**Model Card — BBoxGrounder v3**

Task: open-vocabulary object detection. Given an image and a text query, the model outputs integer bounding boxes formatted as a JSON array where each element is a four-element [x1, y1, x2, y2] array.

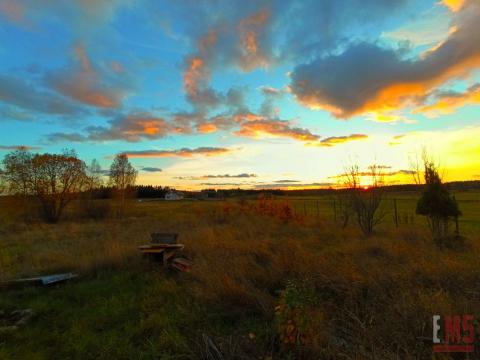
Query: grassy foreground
[[1, 194, 480, 359]]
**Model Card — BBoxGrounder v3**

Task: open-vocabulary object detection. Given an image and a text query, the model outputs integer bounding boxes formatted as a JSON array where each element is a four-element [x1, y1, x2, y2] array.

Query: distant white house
[[165, 191, 184, 200]]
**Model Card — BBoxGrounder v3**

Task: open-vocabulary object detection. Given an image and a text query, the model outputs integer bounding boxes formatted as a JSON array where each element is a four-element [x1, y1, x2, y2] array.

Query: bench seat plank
[[139, 248, 166, 254], [138, 244, 184, 250]]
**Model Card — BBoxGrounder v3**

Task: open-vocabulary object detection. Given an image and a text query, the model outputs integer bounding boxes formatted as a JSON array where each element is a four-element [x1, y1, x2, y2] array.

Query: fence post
[[393, 198, 398, 228]]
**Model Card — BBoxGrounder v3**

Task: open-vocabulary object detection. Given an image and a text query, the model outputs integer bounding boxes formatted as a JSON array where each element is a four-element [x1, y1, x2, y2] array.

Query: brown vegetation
[[2, 149, 87, 223], [0, 197, 478, 358], [342, 164, 386, 235]]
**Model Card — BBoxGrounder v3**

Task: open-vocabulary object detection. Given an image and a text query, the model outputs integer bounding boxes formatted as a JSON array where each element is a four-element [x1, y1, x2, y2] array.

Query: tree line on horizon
[[0, 147, 463, 243], [0, 148, 138, 222]]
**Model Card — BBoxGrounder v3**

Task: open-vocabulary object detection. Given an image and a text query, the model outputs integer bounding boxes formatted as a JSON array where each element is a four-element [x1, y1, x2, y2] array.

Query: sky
[[0, 0, 479, 190]]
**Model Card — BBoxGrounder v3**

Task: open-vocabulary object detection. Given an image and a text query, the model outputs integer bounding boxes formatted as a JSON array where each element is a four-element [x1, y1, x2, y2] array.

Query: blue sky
[[0, 0, 479, 189]]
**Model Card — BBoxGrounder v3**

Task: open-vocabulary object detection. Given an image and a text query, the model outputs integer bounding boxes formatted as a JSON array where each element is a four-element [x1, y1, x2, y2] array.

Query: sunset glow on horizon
[[1, 0, 479, 190]]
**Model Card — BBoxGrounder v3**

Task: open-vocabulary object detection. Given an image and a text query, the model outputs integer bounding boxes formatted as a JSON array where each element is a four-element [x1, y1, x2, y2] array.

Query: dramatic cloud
[[119, 147, 232, 158], [89, 114, 170, 142], [237, 8, 271, 71], [183, 30, 220, 109], [0, 74, 86, 118], [141, 167, 162, 172], [48, 113, 171, 143], [169, 0, 415, 129], [235, 119, 320, 141], [47, 44, 130, 108], [274, 0, 410, 62], [178, 5, 275, 113], [314, 134, 368, 147], [289, 0, 480, 119]]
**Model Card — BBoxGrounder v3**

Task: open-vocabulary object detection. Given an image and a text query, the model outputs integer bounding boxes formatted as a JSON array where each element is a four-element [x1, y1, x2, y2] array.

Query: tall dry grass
[[1, 198, 479, 358]]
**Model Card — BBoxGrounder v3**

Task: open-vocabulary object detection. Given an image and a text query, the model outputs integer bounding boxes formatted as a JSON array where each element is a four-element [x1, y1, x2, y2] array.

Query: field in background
[[274, 191, 480, 233], [0, 191, 479, 358]]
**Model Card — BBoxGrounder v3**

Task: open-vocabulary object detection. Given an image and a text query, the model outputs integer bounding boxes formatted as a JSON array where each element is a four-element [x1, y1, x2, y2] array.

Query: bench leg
[[163, 250, 177, 267]]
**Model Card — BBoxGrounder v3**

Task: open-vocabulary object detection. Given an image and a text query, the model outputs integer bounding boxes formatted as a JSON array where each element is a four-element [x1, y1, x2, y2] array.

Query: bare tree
[[109, 154, 137, 216], [343, 163, 386, 235]]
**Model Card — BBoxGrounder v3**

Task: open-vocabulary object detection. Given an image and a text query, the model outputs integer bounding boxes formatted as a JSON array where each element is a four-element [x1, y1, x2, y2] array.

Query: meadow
[[0, 191, 479, 359]]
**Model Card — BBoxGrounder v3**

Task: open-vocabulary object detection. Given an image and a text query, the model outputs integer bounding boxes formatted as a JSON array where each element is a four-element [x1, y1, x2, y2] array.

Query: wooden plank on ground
[[171, 258, 191, 272]]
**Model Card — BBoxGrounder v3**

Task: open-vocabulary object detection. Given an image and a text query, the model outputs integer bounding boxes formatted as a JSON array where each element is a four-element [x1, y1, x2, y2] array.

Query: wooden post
[[393, 198, 398, 228]]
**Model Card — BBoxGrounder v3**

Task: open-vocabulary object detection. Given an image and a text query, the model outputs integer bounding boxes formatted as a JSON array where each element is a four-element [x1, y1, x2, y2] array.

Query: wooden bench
[[138, 233, 190, 270]]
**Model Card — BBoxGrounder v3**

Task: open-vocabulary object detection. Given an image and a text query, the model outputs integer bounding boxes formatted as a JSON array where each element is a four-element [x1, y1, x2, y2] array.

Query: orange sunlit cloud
[[102, 114, 171, 141], [238, 8, 270, 71], [119, 147, 233, 159], [128, 119, 169, 137], [196, 123, 218, 134], [184, 57, 208, 99], [235, 119, 320, 141], [233, 113, 265, 122], [415, 85, 480, 117], [290, 0, 480, 120], [49, 44, 127, 108], [310, 134, 368, 147], [2, 0, 480, 190], [182, 29, 217, 102]]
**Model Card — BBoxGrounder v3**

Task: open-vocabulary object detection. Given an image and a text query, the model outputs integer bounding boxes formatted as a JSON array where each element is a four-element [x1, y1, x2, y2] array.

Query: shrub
[[78, 199, 111, 220], [416, 160, 461, 240], [275, 279, 326, 355]]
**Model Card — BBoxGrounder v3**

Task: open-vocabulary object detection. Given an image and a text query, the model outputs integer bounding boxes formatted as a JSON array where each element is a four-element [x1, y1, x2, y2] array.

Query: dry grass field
[[0, 192, 479, 359]]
